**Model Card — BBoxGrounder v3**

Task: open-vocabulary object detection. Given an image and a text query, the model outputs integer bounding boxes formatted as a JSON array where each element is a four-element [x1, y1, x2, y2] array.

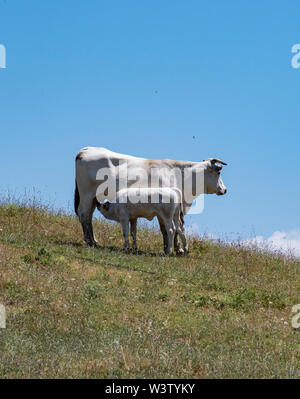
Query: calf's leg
[[130, 219, 137, 253], [120, 218, 130, 253]]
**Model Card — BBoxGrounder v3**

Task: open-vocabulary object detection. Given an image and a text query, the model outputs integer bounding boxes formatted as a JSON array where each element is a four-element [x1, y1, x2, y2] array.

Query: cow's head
[[203, 158, 227, 196]]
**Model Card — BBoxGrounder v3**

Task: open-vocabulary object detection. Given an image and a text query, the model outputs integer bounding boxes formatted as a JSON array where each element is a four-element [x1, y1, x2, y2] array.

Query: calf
[[96, 187, 188, 255]]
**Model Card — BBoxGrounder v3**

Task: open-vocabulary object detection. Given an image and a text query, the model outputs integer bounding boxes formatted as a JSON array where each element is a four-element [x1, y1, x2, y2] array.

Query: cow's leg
[[173, 208, 184, 255], [157, 216, 168, 253], [77, 195, 98, 247], [177, 222, 188, 254], [130, 219, 137, 253], [164, 220, 175, 255], [174, 232, 184, 255], [120, 218, 130, 253]]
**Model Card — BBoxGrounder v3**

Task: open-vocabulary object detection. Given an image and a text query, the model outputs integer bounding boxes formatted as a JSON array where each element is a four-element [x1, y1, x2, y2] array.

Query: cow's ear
[[206, 162, 214, 172], [204, 158, 227, 166], [204, 159, 214, 171]]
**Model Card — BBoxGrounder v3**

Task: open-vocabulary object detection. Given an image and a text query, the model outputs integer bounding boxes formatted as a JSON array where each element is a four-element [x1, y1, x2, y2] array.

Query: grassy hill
[[0, 202, 299, 378]]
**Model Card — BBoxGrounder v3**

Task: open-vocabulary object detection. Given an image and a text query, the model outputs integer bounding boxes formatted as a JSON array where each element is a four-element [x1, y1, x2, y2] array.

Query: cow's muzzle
[[216, 188, 227, 196]]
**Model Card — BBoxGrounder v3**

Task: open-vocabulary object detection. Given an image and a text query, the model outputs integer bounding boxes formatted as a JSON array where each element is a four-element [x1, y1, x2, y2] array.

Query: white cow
[[96, 187, 188, 255], [75, 147, 227, 252]]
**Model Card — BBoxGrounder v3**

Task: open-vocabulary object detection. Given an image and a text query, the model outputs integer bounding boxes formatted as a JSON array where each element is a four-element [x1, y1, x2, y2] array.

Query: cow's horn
[[206, 158, 227, 166]]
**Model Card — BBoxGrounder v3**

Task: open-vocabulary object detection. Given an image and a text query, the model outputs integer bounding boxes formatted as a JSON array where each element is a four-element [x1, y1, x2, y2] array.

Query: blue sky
[[0, 1, 300, 248]]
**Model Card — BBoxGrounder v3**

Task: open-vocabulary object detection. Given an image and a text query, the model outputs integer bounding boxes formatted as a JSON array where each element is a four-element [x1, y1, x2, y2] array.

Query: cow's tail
[[179, 192, 185, 225], [179, 204, 184, 226], [74, 180, 80, 216], [180, 208, 185, 225]]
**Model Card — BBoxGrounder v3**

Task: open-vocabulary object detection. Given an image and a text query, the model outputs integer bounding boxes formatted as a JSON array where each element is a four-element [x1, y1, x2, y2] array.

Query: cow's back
[[75, 147, 188, 205], [75, 147, 148, 198], [76, 147, 144, 163]]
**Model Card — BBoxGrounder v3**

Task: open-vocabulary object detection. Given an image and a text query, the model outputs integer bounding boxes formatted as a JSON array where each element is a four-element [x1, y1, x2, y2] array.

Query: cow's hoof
[[175, 248, 185, 256], [86, 240, 100, 248]]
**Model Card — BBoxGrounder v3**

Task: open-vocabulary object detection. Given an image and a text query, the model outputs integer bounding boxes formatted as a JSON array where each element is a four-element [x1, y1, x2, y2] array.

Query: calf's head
[[203, 158, 227, 196], [96, 200, 116, 220]]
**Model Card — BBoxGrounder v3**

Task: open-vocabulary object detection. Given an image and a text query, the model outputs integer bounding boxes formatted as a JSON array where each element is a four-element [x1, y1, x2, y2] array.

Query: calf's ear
[[103, 201, 110, 211], [95, 199, 101, 209]]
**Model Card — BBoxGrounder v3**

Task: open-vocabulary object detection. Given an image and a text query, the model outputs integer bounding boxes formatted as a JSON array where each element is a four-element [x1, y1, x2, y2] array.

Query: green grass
[[0, 203, 299, 378]]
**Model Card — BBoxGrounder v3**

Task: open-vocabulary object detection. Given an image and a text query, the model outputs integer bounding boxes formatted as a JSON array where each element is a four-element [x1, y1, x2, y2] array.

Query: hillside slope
[[0, 204, 299, 378]]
